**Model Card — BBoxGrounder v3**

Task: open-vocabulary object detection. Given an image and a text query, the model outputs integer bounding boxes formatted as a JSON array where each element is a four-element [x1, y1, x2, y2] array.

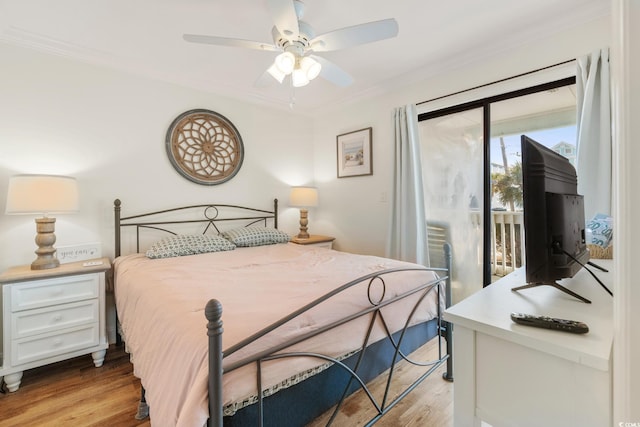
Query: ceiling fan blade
[[311, 55, 353, 87], [310, 18, 399, 52], [183, 34, 279, 52], [266, 0, 299, 40]]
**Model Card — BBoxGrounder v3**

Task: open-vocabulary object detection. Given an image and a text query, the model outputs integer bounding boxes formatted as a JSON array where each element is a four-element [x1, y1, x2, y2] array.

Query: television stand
[[587, 260, 609, 272], [444, 262, 613, 427], [511, 281, 591, 303]]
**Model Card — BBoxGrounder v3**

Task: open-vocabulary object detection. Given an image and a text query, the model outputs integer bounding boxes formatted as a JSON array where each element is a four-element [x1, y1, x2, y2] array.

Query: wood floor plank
[[0, 345, 149, 427], [0, 340, 452, 426], [307, 337, 453, 427]]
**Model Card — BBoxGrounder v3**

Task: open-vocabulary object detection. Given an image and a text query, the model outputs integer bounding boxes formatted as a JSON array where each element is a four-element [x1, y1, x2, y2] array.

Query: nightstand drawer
[[12, 300, 99, 339], [10, 274, 99, 312], [12, 324, 100, 365]]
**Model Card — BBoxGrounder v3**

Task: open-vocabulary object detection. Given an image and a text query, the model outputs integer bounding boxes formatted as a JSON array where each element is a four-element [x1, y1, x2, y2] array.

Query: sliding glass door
[[419, 108, 485, 303], [419, 77, 577, 302]]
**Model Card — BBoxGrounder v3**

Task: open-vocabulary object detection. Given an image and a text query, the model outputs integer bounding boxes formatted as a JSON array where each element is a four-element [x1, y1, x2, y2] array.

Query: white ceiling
[[0, 0, 609, 116]]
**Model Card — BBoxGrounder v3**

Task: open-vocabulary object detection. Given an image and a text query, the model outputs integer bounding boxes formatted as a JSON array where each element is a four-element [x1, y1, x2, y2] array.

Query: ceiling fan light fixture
[[300, 56, 321, 80], [184, 2, 400, 91], [274, 51, 295, 74], [292, 68, 310, 87]]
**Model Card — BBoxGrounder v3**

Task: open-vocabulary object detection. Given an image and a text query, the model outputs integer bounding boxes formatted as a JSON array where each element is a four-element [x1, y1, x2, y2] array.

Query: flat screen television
[[512, 135, 592, 303]]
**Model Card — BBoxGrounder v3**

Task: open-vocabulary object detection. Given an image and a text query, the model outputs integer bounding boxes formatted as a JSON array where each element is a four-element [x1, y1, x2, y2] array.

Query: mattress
[[114, 243, 442, 427]]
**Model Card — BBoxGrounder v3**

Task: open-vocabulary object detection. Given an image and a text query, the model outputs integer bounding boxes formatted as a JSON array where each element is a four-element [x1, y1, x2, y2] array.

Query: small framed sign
[[336, 127, 372, 178], [57, 242, 102, 264]]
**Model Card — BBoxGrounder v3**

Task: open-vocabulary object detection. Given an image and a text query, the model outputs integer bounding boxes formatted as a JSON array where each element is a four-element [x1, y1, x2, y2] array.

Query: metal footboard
[[206, 243, 454, 427]]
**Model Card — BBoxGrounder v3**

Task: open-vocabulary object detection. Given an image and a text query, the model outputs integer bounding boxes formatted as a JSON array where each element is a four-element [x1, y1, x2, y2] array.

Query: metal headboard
[[114, 198, 279, 257]]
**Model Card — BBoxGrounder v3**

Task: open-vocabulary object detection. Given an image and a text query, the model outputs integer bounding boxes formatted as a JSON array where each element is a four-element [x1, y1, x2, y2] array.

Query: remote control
[[82, 260, 104, 267], [510, 312, 589, 334]]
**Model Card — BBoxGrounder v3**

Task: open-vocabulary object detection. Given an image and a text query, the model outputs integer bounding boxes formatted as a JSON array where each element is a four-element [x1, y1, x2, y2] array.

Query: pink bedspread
[[114, 243, 441, 427]]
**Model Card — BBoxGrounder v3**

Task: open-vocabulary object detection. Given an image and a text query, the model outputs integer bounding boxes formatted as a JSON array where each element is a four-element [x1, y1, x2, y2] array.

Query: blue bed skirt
[[223, 318, 439, 427]]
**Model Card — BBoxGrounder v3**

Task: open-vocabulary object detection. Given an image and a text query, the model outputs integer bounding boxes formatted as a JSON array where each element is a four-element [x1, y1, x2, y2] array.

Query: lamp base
[[297, 208, 310, 239], [31, 257, 60, 271], [31, 217, 60, 270]]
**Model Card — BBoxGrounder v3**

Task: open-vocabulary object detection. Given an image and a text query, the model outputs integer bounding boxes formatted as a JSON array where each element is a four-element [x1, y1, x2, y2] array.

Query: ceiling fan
[[183, 0, 399, 88]]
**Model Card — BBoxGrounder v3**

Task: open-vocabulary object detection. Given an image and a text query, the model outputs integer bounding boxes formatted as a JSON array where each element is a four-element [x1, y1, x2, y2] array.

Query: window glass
[[419, 108, 484, 303], [490, 85, 577, 281]]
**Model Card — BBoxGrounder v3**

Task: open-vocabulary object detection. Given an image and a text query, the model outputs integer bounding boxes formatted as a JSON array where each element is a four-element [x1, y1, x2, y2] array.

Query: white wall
[[311, 16, 611, 258], [612, 0, 640, 422], [0, 42, 314, 272]]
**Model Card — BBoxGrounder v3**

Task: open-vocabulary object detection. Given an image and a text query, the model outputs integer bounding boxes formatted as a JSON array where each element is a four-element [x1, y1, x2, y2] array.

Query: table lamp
[[5, 174, 79, 270], [289, 186, 318, 239]]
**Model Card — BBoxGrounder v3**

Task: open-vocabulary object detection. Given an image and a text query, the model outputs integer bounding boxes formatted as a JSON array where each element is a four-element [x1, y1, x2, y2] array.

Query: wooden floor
[[307, 337, 453, 427], [0, 340, 452, 426], [0, 346, 150, 427]]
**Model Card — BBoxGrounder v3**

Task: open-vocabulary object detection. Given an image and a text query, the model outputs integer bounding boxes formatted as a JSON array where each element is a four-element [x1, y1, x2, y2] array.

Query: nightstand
[[290, 235, 335, 249], [0, 257, 110, 392]]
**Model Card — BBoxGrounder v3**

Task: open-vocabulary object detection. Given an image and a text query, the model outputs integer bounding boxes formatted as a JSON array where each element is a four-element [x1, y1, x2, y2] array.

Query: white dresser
[[0, 257, 110, 392], [444, 261, 613, 427]]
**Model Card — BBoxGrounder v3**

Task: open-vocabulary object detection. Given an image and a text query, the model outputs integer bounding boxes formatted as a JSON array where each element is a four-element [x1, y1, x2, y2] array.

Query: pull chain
[[289, 76, 296, 109]]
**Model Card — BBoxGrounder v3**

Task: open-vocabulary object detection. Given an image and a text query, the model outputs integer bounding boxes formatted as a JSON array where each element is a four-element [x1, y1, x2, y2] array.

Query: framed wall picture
[[336, 127, 373, 178]]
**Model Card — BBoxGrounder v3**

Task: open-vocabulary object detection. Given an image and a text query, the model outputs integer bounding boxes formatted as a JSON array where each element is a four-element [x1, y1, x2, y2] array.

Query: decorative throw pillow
[[221, 226, 290, 247], [146, 234, 235, 259]]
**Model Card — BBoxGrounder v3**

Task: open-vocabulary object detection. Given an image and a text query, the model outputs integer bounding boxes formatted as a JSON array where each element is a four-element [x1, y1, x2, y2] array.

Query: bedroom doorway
[[418, 76, 577, 302]]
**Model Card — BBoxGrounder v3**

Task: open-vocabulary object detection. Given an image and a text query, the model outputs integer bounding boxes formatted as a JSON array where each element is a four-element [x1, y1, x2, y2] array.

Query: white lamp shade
[[290, 186, 318, 207], [6, 174, 79, 215], [267, 63, 286, 83], [292, 68, 310, 87], [274, 52, 295, 75], [300, 56, 322, 80]]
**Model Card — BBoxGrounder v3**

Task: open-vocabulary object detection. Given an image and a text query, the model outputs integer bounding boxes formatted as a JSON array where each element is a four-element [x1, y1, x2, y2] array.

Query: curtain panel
[[577, 48, 612, 220], [387, 104, 429, 266]]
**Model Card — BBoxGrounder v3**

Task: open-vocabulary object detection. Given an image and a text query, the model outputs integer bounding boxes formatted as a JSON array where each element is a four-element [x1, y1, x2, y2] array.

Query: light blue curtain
[[387, 104, 429, 266], [576, 48, 611, 220]]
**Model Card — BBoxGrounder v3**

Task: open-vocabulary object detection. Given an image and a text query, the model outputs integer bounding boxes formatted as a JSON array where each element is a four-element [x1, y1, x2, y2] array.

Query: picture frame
[[336, 127, 373, 178]]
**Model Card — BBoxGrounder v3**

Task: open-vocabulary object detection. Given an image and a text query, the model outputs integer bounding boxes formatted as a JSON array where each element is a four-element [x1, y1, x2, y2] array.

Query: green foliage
[[491, 162, 523, 210]]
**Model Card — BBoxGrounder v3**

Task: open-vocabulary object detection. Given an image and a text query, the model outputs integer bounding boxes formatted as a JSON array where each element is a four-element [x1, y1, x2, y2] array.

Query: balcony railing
[[491, 210, 525, 278]]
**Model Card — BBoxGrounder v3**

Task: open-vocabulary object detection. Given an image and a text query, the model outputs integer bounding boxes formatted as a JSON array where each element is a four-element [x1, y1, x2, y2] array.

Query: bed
[[113, 198, 453, 427]]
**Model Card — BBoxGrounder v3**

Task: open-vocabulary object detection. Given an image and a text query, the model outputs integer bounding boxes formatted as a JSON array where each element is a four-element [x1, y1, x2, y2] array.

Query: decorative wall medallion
[[165, 109, 244, 185]]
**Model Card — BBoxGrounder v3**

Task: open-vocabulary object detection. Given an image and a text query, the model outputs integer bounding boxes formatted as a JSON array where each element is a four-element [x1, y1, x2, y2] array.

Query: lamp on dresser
[[5, 174, 79, 270], [289, 186, 318, 239]]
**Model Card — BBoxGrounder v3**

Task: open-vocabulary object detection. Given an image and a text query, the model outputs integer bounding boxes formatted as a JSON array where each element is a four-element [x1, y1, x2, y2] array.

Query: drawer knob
[[52, 338, 63, 347], [51, 287, 64, 296], [52, 314, 63, 322]]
